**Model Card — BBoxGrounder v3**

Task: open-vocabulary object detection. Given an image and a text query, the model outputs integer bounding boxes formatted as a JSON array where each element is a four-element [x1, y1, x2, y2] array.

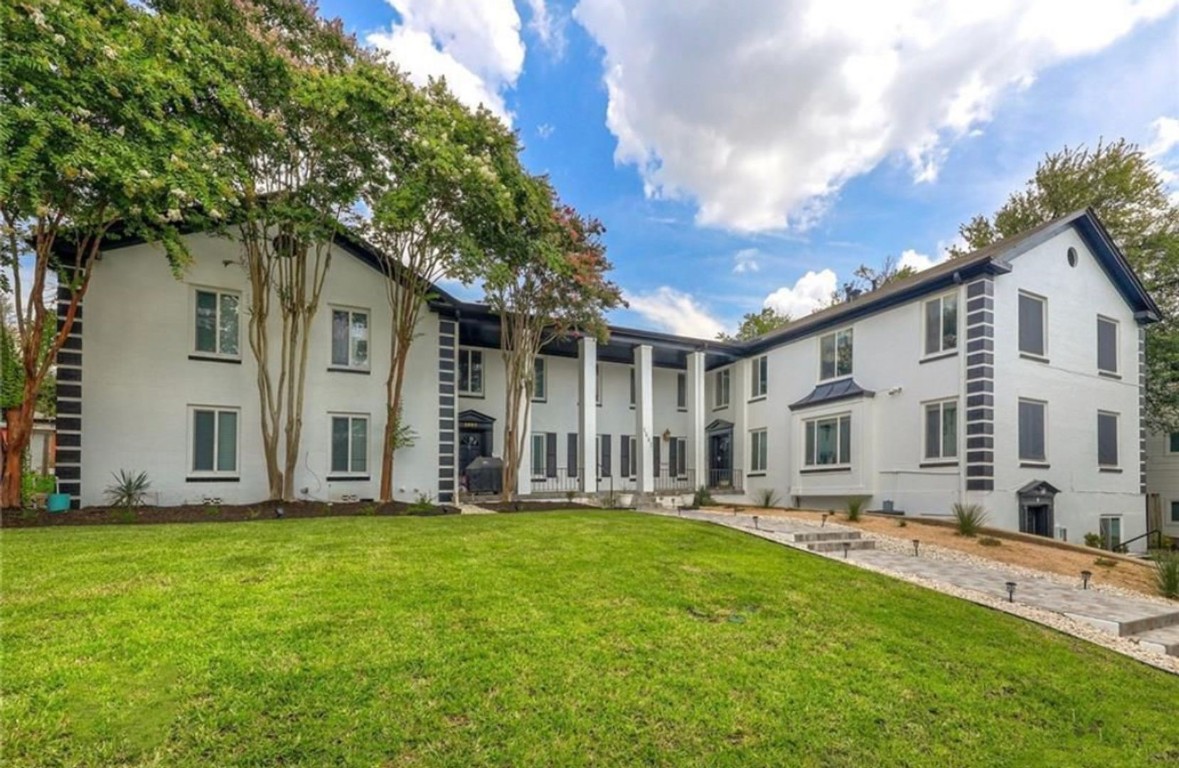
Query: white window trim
[[818, 328, 854, 382], [676, 372, 687, 412], [1097, 410, 1120, 469], [674, 436, 688, 478], [1169, 432, 1179, 455], [191, 286, 241, 360], [922, 291, 959, 359], [328, 305, 371, 371], [1169, 499, 1179, 525], [922, 398, 959, 463], [750, 356, 768, 400], [187, 405, 241, 478], [1018, 290, 1048, 359], [1099, 515, 1123, 550], [532, 357, 547, 402], [629, 367, 636, 408], [1018, 397, 1049, 464], [458, 348, 484, 396], [749, 428, 768, 474], [714, 368, 731, 409], [531, 432, 548, 479], [802, 412, 852, 468], [329, 412, 370, 477], [595, 364, 603, 406], [1096, 315, 1120, 376]]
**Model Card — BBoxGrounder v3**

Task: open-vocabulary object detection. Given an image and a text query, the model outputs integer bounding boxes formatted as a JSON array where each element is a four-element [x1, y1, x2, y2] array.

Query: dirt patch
[[710, 506, 1163, 598], [1, 499, 459, 528]]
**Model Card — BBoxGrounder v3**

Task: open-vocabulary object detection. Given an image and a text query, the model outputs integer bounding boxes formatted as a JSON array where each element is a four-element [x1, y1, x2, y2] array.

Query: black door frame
[[457, 410, 495, 475], [706, 420, 733, 488]]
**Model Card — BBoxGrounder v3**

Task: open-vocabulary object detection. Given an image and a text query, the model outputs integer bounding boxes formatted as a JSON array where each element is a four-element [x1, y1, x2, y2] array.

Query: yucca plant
[[753, 487, 780, 508], [845, 496, 868, 522], [104, 470, 151, 508], [1152, 549, 1179, 599], [952, 502, 988, 537]]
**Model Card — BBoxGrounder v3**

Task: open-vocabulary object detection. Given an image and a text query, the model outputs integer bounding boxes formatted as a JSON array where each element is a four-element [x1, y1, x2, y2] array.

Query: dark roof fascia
[[1072, 209, 1162, 323], [788, 380, 876, 411]]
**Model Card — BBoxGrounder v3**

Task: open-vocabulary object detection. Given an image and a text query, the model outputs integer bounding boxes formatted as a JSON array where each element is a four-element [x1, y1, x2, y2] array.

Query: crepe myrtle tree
[[481, 176, 624, 500], [161, 0, 392, 500], [365, 80, 518, 501], [953, 139, 1179, 431], [0, 0, 241, 508]]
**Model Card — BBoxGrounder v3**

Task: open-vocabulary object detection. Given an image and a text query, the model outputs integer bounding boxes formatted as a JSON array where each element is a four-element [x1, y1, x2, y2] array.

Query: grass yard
[[3, 512, 1178, 767]]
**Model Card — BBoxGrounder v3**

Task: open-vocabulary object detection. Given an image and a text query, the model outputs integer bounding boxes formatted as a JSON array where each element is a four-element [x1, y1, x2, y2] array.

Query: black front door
[[1022, 504, 1053, 537], [708, 430, 732, 488], [459, 427, 490, 475]]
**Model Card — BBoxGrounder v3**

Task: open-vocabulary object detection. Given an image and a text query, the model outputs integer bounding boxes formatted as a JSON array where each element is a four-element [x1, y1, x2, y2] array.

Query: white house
[[57, 209, 1163, 549], [1147, 430, 1179, 543]]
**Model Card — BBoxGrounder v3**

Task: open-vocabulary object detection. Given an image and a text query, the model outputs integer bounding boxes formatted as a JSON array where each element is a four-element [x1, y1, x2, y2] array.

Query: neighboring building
[[60, 209, 1162, 550], [1146, 430, 1179, 543]]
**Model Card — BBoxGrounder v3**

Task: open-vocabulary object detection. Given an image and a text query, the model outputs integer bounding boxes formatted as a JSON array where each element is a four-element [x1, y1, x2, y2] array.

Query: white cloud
[[624, 287, 725, 339], [763, 269, 838, 317], [524, 0, 567, 57], [574, 0, 1178, 232], [897, 247, 950, 273], [732, 248, 760, 274], [368, 0, 526, 123], [537, 122, 555, 139], [1145, 116, 1179, 157]]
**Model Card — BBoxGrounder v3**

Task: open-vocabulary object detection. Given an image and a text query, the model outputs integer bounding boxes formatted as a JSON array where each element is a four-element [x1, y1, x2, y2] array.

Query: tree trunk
[[379, 331, 410, 502], [1, 401, 33, 508]]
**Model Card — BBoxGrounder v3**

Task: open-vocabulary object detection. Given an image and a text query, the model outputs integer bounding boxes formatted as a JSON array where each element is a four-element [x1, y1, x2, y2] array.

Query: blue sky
[[322, 1, 1179, 338]]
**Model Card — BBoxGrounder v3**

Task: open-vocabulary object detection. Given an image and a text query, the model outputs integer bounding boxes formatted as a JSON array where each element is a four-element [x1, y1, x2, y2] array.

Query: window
[[194, 289, 240, 357], [819, 329, 853, 380], [923, 293, 958, 356], [531, 433, 547, 478], [1171, 432, 1179, 453], [750, 429, 768, 473], [330, 414, 368, 476], [595, 364, 602, 406], [620, 435, 637, 478], [1018, 399, 1047, 463], [191, 407, 238, 476], [1099, 516, 1122, 550], [458, 349, 483, 395], [330, 308, 369, 369], [629, 368, 636, 407], [1171, 500, 1179, 524], [1097, 411, 1119, 468], [1018, 292, 1046, 357], [596, 434, 611, 477], [669, 436, 687, 478], [751, 356, 768, 399], [1097, 316, 1118, 375], [923, 400, 958, 461], [803, 414, 851, 467], [714, 368, 731, 408], [677, 372, 687, 411], [533, 357, 546, 401]]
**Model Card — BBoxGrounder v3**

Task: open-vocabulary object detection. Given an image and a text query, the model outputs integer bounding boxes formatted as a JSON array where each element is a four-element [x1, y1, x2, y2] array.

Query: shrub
[[896, 519, 907, 528], [104, 470, 150, 508], [21, 472, 56, 505], [693, 486, 714, 508], [753, 487, 780, 508], [1083, 532, 1103, 549], [845, 496, 868, 522], [1152, 550, 1179, 599], [1094, 557, 1119, 568], [951, 503, 988, 537], [408, 491, 435, 516], [978, 536, 1002, 547]]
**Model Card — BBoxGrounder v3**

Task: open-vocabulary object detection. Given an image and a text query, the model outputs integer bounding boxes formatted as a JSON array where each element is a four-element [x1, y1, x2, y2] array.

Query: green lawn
[[3, 512, 1177, 767]]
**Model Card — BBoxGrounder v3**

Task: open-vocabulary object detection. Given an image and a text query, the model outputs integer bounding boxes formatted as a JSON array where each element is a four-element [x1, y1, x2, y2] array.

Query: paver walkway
[[651, 508, 1179, 670]]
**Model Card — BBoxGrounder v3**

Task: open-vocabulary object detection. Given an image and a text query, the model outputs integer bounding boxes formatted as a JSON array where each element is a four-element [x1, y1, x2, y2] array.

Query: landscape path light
[[1005, 581, 1016, 603], [1081, 570, 1092, 590]]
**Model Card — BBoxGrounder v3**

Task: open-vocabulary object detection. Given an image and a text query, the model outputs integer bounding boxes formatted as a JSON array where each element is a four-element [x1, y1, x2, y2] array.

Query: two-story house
[[56, 209, 1161, 549]]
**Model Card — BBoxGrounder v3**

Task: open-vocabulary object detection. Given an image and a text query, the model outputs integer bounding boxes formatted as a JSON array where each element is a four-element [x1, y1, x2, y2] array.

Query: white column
[[515, 381, 532, 497], [634, 344, 655, 494], [578, 337, 597, 494], [687, 351, 707, 491]]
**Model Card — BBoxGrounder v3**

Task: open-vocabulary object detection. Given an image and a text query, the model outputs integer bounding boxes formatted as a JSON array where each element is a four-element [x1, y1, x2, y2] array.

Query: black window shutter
[[601, 434, 611, 476], [568, 433, 578, 478], [653, 437, 661, 477], [620, 435, 631, 478], [546, 432, 557, 477]]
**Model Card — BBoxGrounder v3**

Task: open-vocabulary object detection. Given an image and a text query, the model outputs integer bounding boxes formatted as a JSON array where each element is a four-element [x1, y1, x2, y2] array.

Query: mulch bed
[[480, 500, 601, 513], [1, 499, 459, 528]]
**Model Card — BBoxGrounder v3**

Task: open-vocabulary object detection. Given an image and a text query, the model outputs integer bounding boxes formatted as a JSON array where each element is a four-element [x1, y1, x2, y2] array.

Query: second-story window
[[1019, 292, 1047, 358], [677, 372, 687, 411], [1097, 316, 1118, 375], [714, 368, 731, 408], [923, 293, 958, 356], [330, 308, 369, 370], [533, 357, 546, 401], [194, 288, 240, 358], [629, 367, 636, 407], [819, 329, 853, 381], [751, 356, 768, 399], [458, 348, 483, 395]]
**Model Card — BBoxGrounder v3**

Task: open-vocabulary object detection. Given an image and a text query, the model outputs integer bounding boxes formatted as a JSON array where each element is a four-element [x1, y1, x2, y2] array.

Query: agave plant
[[952, 502, 989, 537], [104, 470, 151, 508], [753, 487, 780, 508], [1152, 549, 1179, 599], [845, 496, 869, 522]]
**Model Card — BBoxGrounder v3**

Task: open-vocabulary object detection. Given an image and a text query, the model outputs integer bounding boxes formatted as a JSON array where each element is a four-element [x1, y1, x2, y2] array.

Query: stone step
[[1128, 625, 1179, 657], [805, 539, 876, 553], [788, 531, 863, 543], [1117, 609, 1179, 637]]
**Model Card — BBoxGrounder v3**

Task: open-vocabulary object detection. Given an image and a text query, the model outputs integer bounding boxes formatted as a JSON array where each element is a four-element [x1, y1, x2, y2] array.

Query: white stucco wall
[[1146, 430, 1179, 538], [80, 232, 440, 507]]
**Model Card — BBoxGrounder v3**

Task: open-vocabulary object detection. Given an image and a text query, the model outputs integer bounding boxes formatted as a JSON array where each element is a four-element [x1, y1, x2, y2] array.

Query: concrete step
[[788, 531, 863, 543], [1118, 609, 1179, 637], [805, 539, 876, 553], [1128, 625, 1179, 657]]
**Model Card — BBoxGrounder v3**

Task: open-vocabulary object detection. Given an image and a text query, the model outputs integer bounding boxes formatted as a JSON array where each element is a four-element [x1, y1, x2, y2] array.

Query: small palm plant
[[1152, 549, 1179, 599], [754, 487, 780, 508], [952, 502, 988, 537], [104, 470, 151, 508], [845, 496, 868, 522]]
